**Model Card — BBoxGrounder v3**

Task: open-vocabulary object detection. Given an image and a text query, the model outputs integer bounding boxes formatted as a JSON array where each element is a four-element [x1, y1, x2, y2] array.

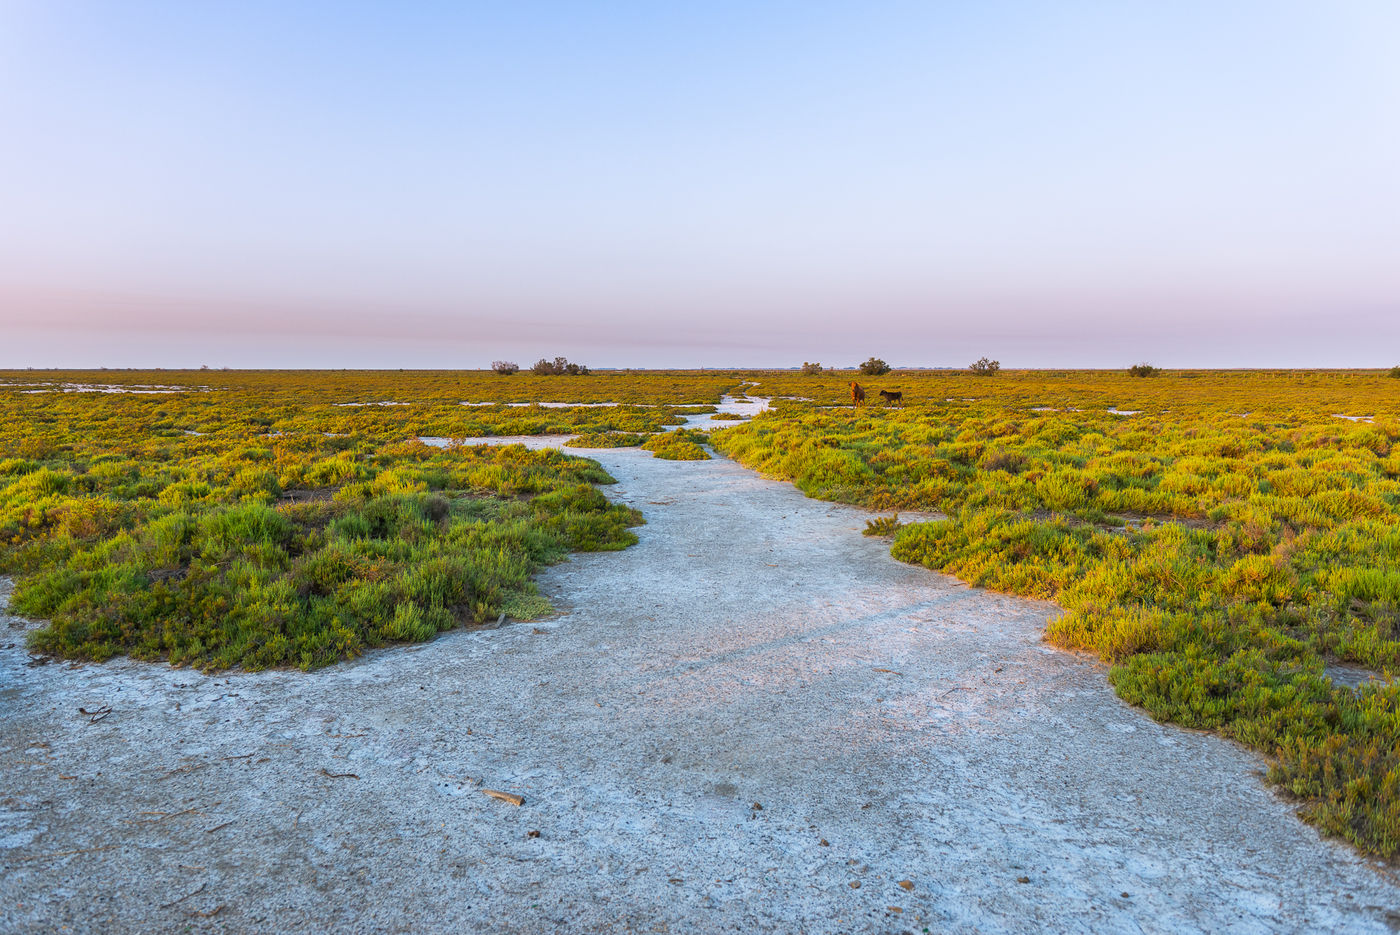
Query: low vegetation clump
[[491, 360, 520, 375], [710, 366, 1400, 857], [863, 514, 901, 536], [1389, 366, 1400, 379], [565, 432, 646, 448], [711, 412, 750, 421], [801, 361, 823, 375], [1128, 362, 1160, 377], [858, 357, 891, 376], [641, 429, 710, 461]]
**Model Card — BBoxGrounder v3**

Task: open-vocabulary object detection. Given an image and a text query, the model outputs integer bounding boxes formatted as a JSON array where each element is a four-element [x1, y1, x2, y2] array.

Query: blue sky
[[2, 2, 1398, 368]]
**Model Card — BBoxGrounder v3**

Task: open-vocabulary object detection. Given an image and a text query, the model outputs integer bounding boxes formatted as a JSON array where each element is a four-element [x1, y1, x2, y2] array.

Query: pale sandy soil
[[2, 437, 1399, 934]]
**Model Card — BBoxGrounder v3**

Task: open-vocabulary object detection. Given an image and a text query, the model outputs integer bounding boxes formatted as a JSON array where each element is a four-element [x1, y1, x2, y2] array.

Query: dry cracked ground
[[3, 438, 1400, 934]]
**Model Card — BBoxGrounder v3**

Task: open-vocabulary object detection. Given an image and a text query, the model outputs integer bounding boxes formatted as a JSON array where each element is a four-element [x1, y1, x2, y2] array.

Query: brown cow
[[850, 381, 866, 406]]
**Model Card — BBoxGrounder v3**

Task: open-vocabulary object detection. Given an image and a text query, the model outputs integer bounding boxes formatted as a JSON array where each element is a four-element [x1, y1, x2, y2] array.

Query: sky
[[2, 1, 1398, 369]]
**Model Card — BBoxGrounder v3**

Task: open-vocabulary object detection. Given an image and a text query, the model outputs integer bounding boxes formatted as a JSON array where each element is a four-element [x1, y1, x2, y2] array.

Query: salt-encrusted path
[[2, 439, 1398, 933]]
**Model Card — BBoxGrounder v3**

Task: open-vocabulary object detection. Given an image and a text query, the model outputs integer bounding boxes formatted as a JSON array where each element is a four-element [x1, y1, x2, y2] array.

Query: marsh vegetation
[[0, 371, 671, 670], [710, 367, 1400, 856], [6, 366, 1400, 857]]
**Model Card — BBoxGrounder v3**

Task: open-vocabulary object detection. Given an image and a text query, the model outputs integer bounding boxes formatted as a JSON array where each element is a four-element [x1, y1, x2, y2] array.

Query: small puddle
[[2, 382, 196, 394], [419, 435, 574, 450], [419, 395, 769, 445], [462, 402, 623, 408], [670, 395, 769, 431]]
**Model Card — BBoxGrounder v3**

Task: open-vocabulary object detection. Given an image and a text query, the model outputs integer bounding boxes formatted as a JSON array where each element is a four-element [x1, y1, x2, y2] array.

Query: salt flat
[[2, 443, 1397, 933]]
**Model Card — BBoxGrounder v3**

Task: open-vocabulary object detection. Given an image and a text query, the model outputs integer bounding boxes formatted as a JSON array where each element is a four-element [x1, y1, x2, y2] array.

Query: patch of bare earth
[[2, 446, 1399, 933]]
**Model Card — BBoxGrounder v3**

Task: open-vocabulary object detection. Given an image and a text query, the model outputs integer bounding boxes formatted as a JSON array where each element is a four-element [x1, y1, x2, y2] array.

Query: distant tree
[[1128, 362, 1159, 377], [800, 361, 823, 375], [531, 356, 590, 376], [1389, 366, 1400, 379], [491, 360, 520, 375], [858, 357, 891, 376], [968, 357, 1001, 376]]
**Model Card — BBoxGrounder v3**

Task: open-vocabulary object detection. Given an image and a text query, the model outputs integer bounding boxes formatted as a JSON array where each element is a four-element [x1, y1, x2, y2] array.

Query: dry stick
[[125, 804, 211, 826], [161, 763, 208, 780], [78, 706, 112, 724], [159, 882, 207, 909], [205, 821, 234, 834], [14, 844, 119, 862], [319, 768, 360, 780], [482, 789, 525, 806]]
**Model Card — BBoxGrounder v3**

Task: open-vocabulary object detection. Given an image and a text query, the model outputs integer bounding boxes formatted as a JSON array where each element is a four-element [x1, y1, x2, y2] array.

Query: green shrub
[[565, 432, 645, 448], [969, 357, 1001, 376], [863, 514, 901, 536], [642, 430, 710, 461], [858, 357, 891, 376]]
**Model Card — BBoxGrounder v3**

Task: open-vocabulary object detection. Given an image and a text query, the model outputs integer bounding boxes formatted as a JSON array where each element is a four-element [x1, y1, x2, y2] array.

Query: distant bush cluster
[[531, 357, 591, 376], [491, 360, 520, 375], [800, 361, 823, 375], [1129, 362, 1160, 377], [1388, 366, 1400, 379], [858, 357, 891, 376], [968, 357, 1001, 376]]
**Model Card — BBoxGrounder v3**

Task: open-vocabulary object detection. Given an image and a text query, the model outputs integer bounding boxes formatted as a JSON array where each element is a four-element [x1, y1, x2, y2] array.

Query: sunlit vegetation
[[565, 432, 646, 449], [709, 367, 1400, 856], [863, 514, 901, 536], [0, 370, 685, 670], [1128, 362, 1160, 377], [801, 361, 824, 375], [642, 429, 710, 461]]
